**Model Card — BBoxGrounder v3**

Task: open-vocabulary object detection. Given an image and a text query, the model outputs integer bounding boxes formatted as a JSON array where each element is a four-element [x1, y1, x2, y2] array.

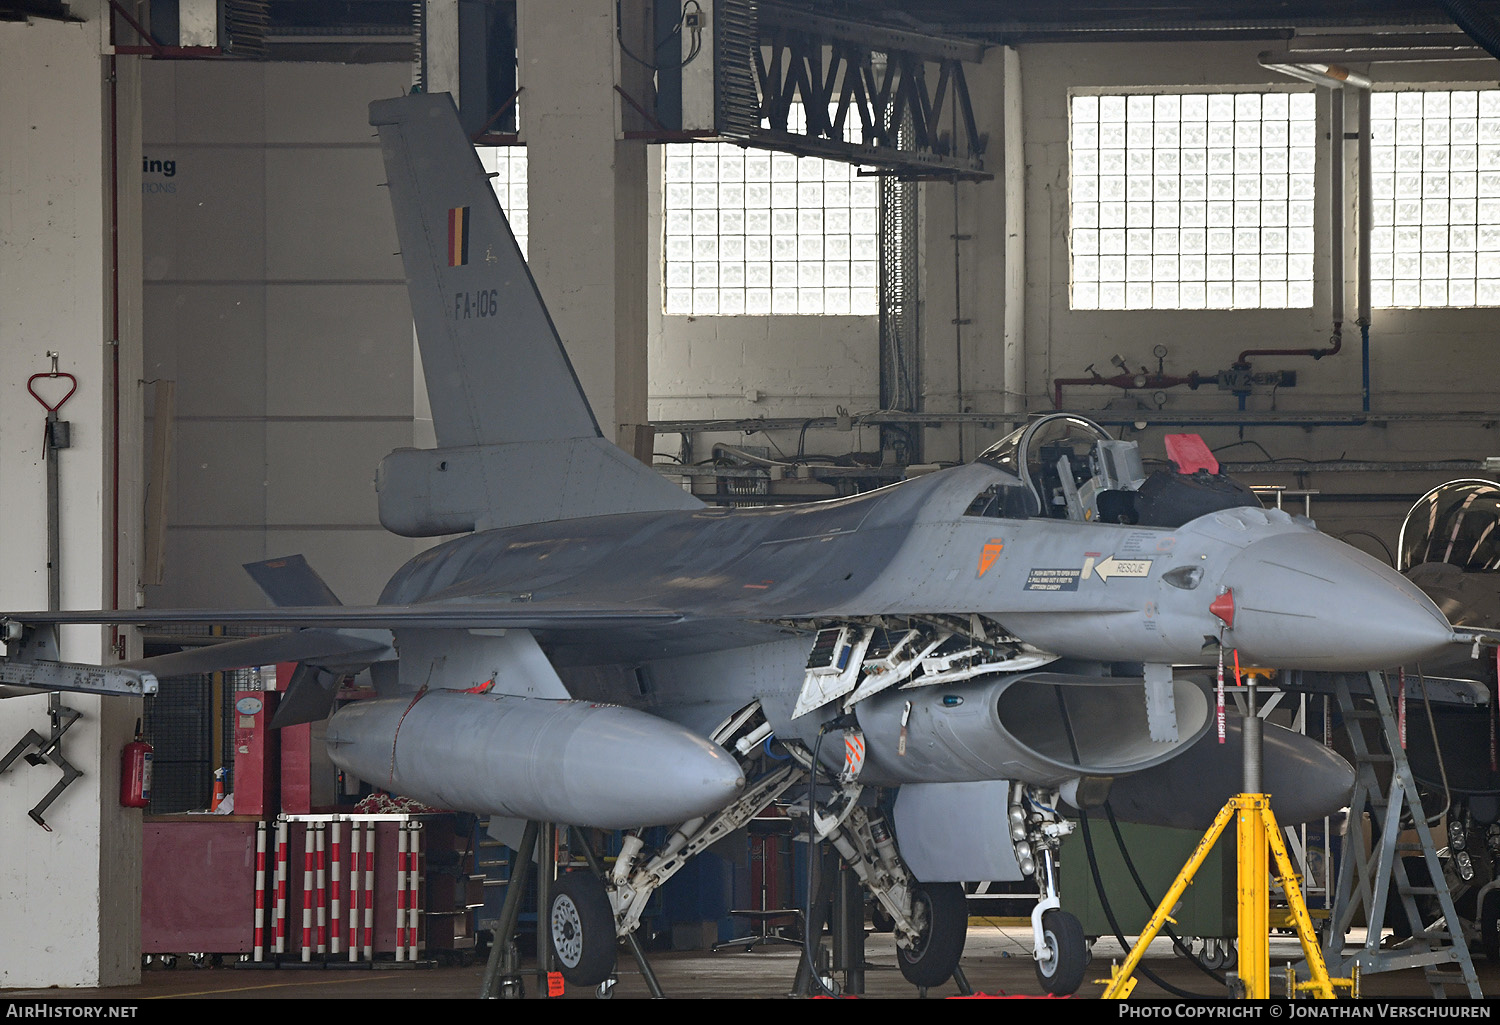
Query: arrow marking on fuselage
[[1093, 555, 1153, 581]]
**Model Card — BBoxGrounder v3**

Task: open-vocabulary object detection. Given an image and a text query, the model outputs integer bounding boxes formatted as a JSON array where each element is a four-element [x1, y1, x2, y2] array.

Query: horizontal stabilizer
[[379, 437, 700, 535], [115, 629, 392, 678], [244, 555, 343, 608]]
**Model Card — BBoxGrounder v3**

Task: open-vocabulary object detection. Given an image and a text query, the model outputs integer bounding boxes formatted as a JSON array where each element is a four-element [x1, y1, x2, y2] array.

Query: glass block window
[[477, 146, 529, 257], [1369, 89, 1500, 308], [1070, 91, 1317, 310], [662, 138, 880, 316]]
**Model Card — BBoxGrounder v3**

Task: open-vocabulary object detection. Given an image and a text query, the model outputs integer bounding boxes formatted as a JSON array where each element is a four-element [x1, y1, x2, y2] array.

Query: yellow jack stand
[[1100, 792, 1354, 999]]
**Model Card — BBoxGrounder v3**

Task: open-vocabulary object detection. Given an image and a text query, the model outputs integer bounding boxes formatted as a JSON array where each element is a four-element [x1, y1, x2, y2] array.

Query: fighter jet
[[0, 93, 1470, 996]]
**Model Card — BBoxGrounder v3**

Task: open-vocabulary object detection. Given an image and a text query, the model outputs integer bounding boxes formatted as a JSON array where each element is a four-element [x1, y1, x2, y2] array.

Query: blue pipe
[[1361, 323, 1371, 413]]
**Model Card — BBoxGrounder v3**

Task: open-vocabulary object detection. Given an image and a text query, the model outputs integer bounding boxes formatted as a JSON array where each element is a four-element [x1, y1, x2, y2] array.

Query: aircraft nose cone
[[1220, 532, 1454, 671]]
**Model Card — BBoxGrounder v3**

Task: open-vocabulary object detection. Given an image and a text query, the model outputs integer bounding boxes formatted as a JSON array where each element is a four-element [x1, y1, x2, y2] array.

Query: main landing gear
[[547, 871, 617, 987], [896, 881, 968, 988], [542, 704, 1090, 997]]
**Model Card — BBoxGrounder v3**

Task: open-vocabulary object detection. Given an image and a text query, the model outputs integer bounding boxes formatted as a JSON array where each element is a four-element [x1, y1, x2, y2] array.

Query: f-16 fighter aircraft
[[0, 93, 1470, 996]]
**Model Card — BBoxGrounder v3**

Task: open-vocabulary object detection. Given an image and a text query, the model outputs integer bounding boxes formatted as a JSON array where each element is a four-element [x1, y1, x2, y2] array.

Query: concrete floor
[[3, 924, 1496, 1001]]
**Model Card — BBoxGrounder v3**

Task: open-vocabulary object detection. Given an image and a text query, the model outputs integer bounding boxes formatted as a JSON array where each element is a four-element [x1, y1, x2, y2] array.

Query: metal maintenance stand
[[1320, 671, 1481, 997], [1102, 661, 1348, 998]]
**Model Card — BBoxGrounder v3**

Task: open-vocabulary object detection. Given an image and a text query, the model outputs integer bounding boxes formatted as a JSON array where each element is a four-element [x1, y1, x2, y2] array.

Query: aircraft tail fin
[[369, 92, 700, 534]]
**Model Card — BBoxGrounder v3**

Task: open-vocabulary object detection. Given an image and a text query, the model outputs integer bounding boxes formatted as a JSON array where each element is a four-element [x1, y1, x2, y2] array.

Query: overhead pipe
[[1356, 85, 1373, 413], [108, 49, 123, 658], [1253, 53, 1374, 414], [1234, 85, 1345, 369], [1051, 365, 1207, 411], [1256, 56, 1373, 90]]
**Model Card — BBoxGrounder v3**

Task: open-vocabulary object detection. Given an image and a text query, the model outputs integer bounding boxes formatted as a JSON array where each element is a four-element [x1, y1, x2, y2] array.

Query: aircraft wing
[[0, 603, 685, 632], [0, 603, 694, 700]]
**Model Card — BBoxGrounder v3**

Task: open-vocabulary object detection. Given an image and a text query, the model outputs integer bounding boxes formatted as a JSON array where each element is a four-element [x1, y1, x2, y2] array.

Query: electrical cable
[[1336, 529, 1396, 567], [800, 724, 838, 997], [1415, 665, 1452, 826], [1208, 439, 1279, 462], [616, 0, 703, 71], [1054, 687, 1219, 997], [1102, 801, 1230, 986]]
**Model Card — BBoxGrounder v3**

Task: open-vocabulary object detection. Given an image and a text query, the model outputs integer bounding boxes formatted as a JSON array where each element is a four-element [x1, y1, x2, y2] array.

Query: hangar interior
[[4, 0, 1500, 998]]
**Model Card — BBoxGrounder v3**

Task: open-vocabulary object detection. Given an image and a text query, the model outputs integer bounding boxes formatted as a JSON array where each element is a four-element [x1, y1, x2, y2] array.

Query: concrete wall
[[140, 61, 423, 607], [0, 3, 143, 989]]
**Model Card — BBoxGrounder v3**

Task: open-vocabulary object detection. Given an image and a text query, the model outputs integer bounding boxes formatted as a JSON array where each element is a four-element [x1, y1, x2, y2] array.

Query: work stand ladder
[[1321, 671, 1481, 997]]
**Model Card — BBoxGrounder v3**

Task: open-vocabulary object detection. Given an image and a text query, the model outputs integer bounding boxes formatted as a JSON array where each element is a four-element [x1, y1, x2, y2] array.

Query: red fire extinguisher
[[121, 718, 152, 809]]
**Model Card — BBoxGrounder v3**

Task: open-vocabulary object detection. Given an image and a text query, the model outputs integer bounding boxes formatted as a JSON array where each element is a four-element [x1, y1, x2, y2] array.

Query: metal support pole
[[537, 822, 556, 992], [573, 832, 663, 998], [1237, 796, 1271, 997], [833, 860, 865, 995], [481, 820, 539, 999], [45, 410, 61, 611]]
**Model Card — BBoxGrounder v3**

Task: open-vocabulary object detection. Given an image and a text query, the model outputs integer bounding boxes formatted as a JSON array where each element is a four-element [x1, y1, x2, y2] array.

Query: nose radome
[[1220, 532, 1455, 671]]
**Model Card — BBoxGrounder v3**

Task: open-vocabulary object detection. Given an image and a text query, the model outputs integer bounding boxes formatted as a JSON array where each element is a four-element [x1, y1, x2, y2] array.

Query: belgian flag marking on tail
[[447, 206, 470, 266]]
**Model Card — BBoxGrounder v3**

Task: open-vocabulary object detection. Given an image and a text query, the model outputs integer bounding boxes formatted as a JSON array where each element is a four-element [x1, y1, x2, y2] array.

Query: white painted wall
[[0, 3, 143, 988], [140, 61, 423, 608]]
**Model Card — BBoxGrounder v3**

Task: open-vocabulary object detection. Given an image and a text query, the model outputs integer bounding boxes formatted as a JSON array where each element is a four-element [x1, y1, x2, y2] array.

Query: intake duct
[[853, 671, 1211, 787]]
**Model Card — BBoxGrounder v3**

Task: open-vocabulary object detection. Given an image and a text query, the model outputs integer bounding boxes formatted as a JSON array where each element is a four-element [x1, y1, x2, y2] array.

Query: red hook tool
[[27, 351, 77, 414]]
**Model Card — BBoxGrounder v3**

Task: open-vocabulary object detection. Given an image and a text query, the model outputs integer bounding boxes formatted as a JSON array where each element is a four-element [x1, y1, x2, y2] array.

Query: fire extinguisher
[[121, 718, 152, 809]]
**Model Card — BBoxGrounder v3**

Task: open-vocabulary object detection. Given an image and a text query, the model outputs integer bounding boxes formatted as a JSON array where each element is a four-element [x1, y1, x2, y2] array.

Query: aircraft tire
[[1482, 891, 1500, 962], [897, 882, 967, 988], [1035, 909, 1089, 996], [548, 872, 617, 987]]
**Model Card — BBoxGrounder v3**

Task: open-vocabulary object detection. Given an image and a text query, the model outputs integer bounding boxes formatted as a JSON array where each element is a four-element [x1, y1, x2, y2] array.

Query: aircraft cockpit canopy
[[976, 414, 1146, 523], [1400, 479, 1500, 573]]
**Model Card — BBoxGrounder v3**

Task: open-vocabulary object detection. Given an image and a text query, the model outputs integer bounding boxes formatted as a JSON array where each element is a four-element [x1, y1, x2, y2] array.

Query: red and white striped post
[[362, 823, 376, 961], [301, 827, 315, 962], [330, 820, 343, 956], [395, 824, 409, 962], [274, 819, 289, 956], [347, 821, 362, 961], [315, 822, 328, 955], [407, 821, 421, 962], [253, 822, 267, 962]]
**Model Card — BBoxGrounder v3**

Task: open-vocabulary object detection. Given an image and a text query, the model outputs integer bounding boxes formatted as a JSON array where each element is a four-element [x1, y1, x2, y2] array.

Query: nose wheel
[[548, 871, 617, 987], [1034, 908, 1089, 995]]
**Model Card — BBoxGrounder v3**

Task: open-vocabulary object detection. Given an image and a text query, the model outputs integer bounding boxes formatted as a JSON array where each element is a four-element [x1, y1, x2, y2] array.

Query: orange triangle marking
[[978, 538, 1004, 577]]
